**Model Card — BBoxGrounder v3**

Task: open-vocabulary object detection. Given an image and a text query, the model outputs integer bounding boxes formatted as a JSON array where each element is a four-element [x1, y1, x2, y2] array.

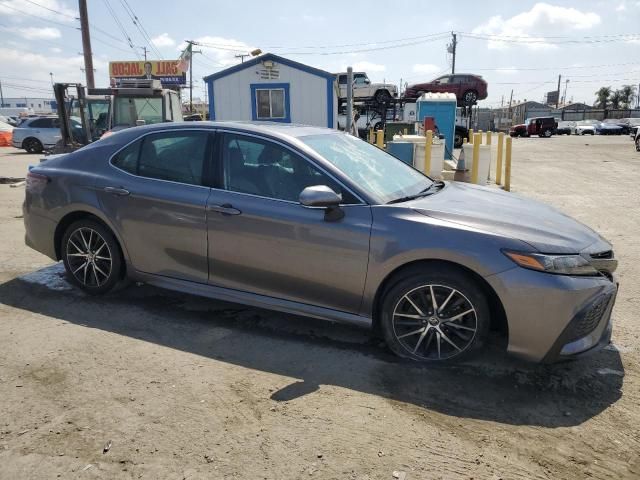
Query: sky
[[1, 0, 639, 108]]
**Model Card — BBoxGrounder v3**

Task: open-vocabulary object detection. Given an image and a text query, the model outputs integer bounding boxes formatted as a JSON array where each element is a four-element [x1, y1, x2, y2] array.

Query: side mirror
[[299, 185, 341, 207], [299, 185, 344, 221]]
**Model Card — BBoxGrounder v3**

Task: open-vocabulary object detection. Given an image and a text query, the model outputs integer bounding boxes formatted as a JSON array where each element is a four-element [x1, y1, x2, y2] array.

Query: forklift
[[51, 79, 183, 154]]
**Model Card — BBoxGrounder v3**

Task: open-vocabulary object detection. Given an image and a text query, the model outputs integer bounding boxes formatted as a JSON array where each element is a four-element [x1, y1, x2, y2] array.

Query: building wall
[[0, 98, 56, 113], [210, 63, 335, 128]]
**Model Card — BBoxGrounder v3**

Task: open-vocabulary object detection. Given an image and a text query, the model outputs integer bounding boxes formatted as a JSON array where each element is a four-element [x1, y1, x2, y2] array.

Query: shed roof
[[203, 53, 335, 82]]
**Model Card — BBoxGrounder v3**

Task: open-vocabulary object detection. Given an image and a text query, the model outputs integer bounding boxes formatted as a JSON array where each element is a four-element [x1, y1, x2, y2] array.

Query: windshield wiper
[[386, 180, 445, 204]]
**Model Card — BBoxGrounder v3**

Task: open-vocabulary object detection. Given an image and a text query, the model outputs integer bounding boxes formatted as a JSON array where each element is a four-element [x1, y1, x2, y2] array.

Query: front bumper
[[485, 267, 617, 363]]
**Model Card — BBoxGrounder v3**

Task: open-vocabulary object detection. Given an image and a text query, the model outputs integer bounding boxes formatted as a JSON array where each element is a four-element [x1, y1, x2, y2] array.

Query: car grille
[[565, 294, 613, 343]]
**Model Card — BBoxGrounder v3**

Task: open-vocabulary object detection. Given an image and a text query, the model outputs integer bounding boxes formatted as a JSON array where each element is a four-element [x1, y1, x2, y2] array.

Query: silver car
[[23, 122, 618, 363]]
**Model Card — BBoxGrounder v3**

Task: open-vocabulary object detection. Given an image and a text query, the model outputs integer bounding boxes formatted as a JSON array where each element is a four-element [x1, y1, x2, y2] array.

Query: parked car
[[0, 114, 17, 127], [403, 74, 488, 106], [336, 72, 398, 104], [635, 128, 640, 151], [11, 116, 64, 153], [0, 120, 13, 146], [625, 118, 640, 138], [23, 122, 618, 364], [601, 119, 630, 135], [574, 120, 599, 135], [509, 117, 557, 137], [595, 122, 623, 135], [555, 121, 574, 135]]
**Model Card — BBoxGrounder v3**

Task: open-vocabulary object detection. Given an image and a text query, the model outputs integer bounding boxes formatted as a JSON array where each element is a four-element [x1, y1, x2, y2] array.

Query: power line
[[101, 0, 141, 59], [21, 0, 77, 19], [460, 32, 640, 45], [117, 0, 163, 59], [0, 2, 77, 29]]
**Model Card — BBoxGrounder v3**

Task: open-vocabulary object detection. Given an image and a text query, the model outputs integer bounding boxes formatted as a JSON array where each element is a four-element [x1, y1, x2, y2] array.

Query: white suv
[[336, 72, 398, 104]]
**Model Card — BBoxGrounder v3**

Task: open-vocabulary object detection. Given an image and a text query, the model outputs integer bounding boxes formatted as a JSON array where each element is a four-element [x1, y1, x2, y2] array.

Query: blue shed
[[416, 93, 457, 159], [203, 53, 337, 128]]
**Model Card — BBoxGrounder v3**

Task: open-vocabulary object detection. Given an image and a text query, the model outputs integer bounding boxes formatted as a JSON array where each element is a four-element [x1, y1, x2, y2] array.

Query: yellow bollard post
[[424, 130, 433, 176], [486, 131, 492, 146], [505, 136, 512, 191], [376, 129, 384, 148], [369, 128, 375, 144], [471, 133, 481, 184], [468, 128, 474, 143], [496, 132, 504, 185], [403, 128, 408, 135], [477, 130, 483, 144], [462, 137, 467, 145]]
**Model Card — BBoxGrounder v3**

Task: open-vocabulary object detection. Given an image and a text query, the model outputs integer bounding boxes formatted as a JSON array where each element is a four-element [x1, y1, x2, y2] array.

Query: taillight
[[26, 171, 49, 193]]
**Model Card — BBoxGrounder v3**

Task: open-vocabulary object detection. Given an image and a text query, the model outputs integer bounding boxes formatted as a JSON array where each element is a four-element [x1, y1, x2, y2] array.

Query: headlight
[[503, 251, 598, 276]]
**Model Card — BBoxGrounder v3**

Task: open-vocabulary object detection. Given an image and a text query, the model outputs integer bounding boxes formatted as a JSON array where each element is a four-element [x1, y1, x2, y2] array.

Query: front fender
[[359, 206, 528, 317]]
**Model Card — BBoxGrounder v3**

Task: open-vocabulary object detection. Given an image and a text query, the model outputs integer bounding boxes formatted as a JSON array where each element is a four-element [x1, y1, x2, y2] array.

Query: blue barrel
[[386, 141, 414, 165]]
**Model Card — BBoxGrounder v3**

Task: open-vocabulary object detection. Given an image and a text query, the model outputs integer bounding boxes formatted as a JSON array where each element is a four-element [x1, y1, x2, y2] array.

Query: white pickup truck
[[336, 72, 398, 104]]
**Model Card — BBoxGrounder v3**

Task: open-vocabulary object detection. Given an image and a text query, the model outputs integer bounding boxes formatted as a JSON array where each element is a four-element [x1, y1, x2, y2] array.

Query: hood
[[408, 181, 606, 254]]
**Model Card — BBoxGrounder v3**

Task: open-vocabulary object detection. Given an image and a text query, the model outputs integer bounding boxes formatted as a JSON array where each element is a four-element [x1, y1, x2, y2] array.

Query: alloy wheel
[[463, 91, 478, 105], [392, 284, 478, 360], [65, 227, 113, 287]]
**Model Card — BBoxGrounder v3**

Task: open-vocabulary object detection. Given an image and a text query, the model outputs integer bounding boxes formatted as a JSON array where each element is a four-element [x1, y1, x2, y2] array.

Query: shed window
[[255, 88, 285, 119]]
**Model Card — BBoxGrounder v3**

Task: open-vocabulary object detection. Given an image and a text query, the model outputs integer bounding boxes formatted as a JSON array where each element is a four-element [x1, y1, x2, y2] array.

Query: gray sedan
[[23, 122, 618, 363]]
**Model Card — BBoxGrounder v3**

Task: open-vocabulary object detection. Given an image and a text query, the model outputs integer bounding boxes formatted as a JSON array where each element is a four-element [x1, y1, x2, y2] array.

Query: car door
[[97, 129, 213, 283], [28, 118, 59, 146], [206, 131, 372, 314]]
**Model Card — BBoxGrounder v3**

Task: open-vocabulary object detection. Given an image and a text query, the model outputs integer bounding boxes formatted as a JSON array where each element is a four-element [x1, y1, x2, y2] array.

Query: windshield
[[114, 97, 163, 126], [300, 133, 432, 204]]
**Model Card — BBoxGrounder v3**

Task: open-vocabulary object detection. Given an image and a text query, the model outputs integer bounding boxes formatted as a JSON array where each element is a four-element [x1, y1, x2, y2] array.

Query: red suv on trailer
[[403, 74, 488, 105]]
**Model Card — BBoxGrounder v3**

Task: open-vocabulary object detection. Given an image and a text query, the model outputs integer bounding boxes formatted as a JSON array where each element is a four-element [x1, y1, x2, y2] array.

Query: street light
[[49, 72, 53, 87]]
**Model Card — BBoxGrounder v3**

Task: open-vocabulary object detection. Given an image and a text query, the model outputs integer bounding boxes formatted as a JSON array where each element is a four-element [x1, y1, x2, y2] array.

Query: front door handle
[[209, 203, 242, 215], [104, 186, 130, 196]]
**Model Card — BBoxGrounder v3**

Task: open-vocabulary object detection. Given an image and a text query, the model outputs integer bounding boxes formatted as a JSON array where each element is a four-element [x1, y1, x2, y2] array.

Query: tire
[[462, 90, 478, 106], [539, 129, 552, 138], [61, 219, 123, 295], [635, 137, 640, 152], [379, 266, 490, 363], [374, 90, 391, 104], [23, 137, 43, 153]]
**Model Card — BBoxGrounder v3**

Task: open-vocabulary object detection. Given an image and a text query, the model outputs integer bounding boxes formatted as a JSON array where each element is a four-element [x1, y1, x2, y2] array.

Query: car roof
[[103, 121, 336, 143]]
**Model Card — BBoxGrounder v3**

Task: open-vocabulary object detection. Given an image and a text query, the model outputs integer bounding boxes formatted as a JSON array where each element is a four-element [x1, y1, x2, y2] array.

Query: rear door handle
[[209, 203, 241, 215], [103, 186, 130, 196]]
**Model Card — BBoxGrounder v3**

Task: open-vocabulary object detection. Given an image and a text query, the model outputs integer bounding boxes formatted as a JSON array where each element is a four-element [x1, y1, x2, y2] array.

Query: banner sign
[[109, 60, 187, 86]]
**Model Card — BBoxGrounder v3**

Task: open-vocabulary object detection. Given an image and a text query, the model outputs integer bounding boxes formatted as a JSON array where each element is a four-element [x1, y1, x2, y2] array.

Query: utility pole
[[141, 46, 148, 61], [0, 80, 4, 107], [449, 32, 457, 75], [346, 67, 353, 135], [556, 74, 561, 109], [235, 53, 250, 63], [184, 40, 202, 113], [508, 89, 514, 124], [562, 79, 569, 105], [78, 0, 95, 89]]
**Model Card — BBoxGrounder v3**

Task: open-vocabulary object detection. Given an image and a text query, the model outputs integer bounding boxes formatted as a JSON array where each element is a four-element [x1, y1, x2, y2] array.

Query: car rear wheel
[[635, 137, 640, 152], [375, 90, 391, 104], [61, 219, 123, 295], [380, 267, 490, 362], [462, 90, 478, 105], [23, 137, 43, 153]]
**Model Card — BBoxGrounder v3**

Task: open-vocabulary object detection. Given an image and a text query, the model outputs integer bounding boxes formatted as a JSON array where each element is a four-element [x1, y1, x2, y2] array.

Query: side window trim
[[108, 128, 215, 189], [215, 129, 367, 205]]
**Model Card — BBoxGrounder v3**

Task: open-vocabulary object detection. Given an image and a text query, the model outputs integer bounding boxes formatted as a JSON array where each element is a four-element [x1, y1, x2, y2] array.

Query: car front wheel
[[635, 137, 640, 152], [61, 219, 123, 295], [380, 267, 489, 362]]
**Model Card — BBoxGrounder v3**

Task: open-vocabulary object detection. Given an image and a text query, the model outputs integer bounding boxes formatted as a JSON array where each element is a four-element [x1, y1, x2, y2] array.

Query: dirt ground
[[0, 135, 639, 479]]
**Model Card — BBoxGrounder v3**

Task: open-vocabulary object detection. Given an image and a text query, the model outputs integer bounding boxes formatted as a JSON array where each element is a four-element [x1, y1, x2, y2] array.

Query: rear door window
[[112, 130, 212, 186]]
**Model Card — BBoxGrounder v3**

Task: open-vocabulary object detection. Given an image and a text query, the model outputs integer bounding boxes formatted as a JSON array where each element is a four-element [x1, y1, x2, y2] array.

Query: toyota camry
[[23, 122, 618, 363]]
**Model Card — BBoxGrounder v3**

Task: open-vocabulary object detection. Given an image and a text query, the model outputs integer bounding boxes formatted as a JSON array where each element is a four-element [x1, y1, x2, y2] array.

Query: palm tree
[[594, 87, 611, 108], [618, 85, 636, 109], [609, 90, 622, 110]]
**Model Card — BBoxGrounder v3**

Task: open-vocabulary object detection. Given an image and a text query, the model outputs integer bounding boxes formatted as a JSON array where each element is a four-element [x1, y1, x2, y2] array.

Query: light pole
[[49, 72, 54, 87]]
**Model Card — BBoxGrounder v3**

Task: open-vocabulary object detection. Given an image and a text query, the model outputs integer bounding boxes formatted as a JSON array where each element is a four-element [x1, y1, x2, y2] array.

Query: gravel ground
[[0, 136, 638, 479]]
